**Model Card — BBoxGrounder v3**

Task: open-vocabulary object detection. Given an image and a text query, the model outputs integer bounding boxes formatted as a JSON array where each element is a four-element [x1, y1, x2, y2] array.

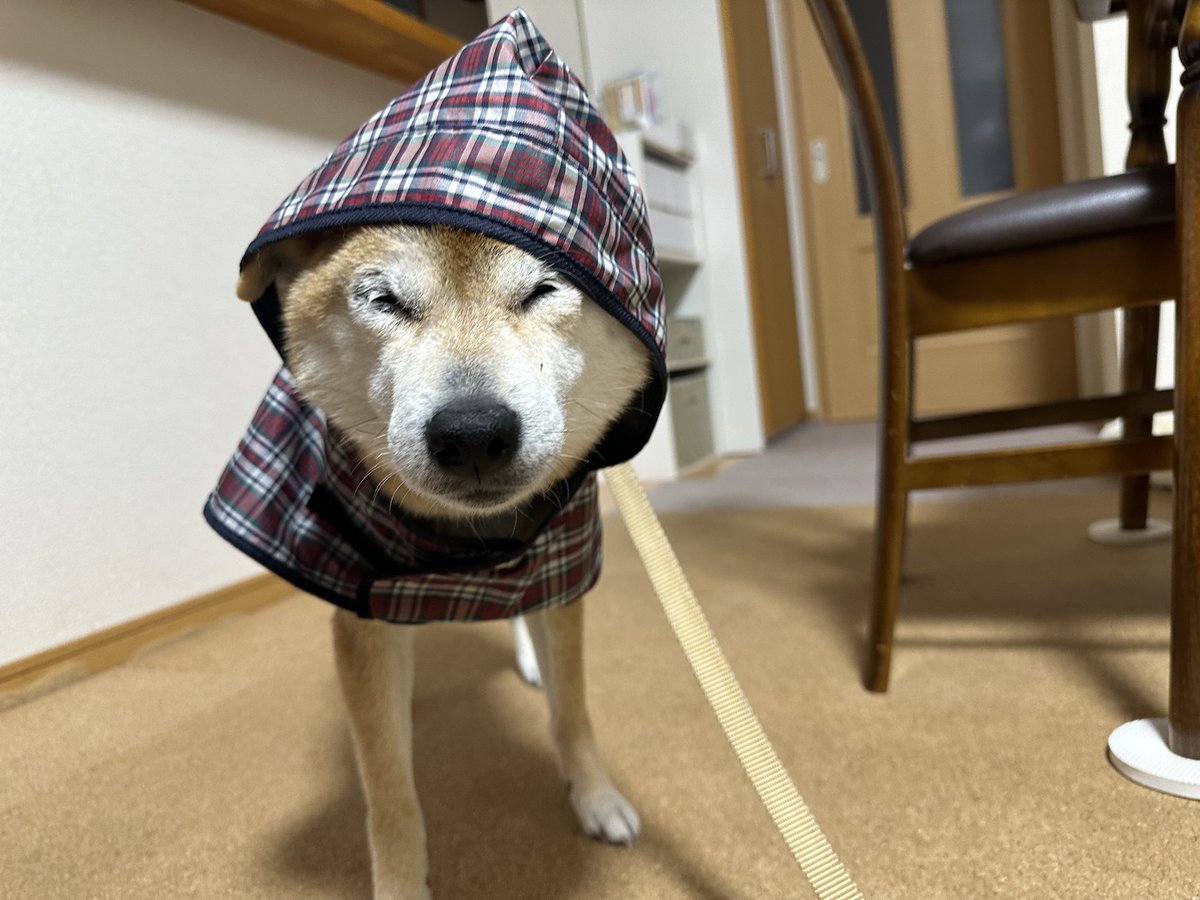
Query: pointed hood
[[240, 9, 667, 467]]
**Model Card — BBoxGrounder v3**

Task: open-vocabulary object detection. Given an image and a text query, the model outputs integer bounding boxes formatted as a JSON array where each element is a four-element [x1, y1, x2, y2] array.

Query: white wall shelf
[[617, 128, 717, 481]]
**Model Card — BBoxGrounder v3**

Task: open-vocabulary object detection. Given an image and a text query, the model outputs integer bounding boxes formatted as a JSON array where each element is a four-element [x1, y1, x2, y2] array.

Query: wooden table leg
[[1172, 2, 1200, 759], [1107, 3, 1200, 792]]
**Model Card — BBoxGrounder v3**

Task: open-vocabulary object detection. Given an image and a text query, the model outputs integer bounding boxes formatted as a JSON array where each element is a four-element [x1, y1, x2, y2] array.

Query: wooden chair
[[802, 0, 1178, 691]]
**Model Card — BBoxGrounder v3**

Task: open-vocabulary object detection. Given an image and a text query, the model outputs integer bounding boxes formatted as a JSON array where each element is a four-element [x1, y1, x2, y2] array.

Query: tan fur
[[332, 612, 429, 900], [235, 232, 334, 302], [247, 224, 648, 899], [249, 225, 649, 521]]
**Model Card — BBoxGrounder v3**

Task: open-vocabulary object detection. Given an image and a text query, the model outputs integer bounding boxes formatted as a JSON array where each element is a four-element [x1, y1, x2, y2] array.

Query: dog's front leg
[[525, 599, 641, 844], [332, 610, 431, 900]]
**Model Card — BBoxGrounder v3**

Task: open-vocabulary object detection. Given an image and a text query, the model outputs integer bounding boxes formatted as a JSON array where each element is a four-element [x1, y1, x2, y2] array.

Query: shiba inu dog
[[206, 11, 668, 898], [233, 224, 652, 899]]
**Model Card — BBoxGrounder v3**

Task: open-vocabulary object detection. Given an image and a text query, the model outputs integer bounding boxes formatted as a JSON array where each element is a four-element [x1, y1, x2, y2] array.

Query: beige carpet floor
[[2, 490, 1195, 899]]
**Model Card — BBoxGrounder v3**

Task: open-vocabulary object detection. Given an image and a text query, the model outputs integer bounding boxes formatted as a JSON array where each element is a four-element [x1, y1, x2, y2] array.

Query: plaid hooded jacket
[[204, 10, 667, 623]]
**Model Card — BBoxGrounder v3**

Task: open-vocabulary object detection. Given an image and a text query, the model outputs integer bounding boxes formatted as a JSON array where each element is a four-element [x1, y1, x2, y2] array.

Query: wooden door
[[782, 0, 1080, 420], [722, 0, 808, 437]]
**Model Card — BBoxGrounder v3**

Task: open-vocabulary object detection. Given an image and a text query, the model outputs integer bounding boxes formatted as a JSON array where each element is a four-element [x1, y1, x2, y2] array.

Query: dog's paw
[[511, 616, 543, 687], [570, 783, 641, 845]]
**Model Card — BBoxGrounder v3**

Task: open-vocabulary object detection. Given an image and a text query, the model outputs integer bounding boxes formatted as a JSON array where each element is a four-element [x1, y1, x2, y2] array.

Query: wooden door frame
[[721, 0, 809, 436], [767, 0, 822, 417]]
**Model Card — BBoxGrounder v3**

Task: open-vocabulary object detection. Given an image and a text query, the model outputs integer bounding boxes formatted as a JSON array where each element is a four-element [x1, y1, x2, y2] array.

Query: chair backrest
[[801, 0, 905, 243], [802, 0, 909, 331]]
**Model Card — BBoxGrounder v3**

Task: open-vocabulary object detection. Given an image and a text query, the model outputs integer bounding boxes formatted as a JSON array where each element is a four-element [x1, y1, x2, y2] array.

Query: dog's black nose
[[425, 398, 521, 477]]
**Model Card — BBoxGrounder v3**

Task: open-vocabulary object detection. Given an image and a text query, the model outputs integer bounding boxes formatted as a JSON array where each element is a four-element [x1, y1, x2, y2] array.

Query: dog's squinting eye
[[520, 282, 556, 311], [366, 291, 417, 320]]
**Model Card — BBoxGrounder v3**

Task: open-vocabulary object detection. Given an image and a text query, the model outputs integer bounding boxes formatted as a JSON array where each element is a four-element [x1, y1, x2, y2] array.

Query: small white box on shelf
[[603, 70, 659, 130], [643, 158, 693, 215], [643, 121, 695, 161], [665, 317, 706, 371], [648, 207, 698, 262]]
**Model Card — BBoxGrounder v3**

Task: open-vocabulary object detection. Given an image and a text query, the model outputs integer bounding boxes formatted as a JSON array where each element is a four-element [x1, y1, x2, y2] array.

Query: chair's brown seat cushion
[[906, 165, 1175, 266]]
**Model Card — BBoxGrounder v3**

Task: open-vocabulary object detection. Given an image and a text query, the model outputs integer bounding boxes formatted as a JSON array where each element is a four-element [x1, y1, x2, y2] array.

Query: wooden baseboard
[[0, 574, 295, 705]]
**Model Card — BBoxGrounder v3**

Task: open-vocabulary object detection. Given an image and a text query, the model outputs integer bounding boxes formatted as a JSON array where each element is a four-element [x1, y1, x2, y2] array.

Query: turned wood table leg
[[1171, 19, 1200, 756], [1108, 2, 1200, 792]]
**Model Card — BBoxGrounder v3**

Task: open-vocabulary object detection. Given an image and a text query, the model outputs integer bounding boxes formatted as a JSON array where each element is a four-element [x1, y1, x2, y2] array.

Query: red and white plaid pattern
[[205, 369, 603, 622], [244, 9, 666, 358]]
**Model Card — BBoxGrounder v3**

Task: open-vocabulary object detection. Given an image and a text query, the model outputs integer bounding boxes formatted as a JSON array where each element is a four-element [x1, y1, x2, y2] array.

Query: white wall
[[0, 0, 402, 666], [489, 0, 766, 457]]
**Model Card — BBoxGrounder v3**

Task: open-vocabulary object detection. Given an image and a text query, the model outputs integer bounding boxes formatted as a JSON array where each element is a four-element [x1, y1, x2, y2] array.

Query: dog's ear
[[235, 233, 329, 302]]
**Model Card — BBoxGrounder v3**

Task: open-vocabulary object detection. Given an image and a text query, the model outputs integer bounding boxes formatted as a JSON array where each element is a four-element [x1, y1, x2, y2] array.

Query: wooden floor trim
[[0, 574, 294, 703]]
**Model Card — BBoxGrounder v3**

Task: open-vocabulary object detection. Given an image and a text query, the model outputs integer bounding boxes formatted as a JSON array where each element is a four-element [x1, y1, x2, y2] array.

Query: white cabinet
[[618, 127, 702, 266], [617, 128, 716, 481]]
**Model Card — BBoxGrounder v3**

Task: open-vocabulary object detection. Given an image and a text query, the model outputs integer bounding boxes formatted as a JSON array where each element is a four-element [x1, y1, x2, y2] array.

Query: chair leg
[[1118, 304, 1162, 530], [866, 334, 913, 693], [867, 472, 907, 693], [1119, 473, 1153, 530]]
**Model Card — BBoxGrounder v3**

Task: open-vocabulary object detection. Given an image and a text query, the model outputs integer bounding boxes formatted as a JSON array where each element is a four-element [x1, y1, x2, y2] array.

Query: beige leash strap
[[606, 463, 864, 900]]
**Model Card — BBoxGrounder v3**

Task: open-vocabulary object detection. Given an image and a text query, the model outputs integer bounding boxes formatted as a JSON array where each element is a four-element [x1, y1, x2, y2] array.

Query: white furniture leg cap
[[1108, 718, 1200, 799], [1087, 518, 1171, 545]]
